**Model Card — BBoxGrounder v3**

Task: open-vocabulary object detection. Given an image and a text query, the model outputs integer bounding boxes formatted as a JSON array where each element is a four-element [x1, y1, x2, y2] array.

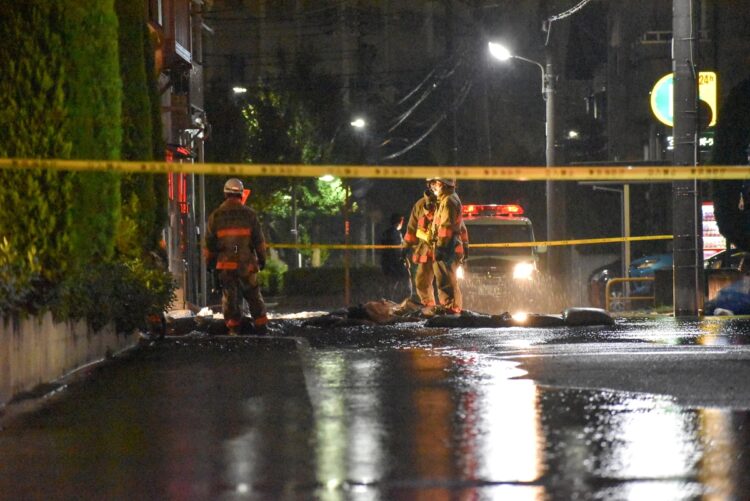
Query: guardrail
[[605, 277, 656, 312]]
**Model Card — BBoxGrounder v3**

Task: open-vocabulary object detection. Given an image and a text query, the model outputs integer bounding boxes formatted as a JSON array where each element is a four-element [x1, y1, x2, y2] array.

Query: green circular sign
[[650, 74, 673, 126]]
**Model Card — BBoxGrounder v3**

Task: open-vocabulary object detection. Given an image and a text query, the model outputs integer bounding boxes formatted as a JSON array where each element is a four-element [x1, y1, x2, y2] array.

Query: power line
[[380, 71, 476, 161], [544, 0, 594, 45], [387, 55, 466, 133]]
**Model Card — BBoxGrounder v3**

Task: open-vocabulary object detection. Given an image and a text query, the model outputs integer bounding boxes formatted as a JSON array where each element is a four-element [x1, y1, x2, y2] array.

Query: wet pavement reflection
[[1, 318, 750, 499]]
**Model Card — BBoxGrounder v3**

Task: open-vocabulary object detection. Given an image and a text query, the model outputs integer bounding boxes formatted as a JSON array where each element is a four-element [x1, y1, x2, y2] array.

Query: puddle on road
[[300, 344, 750, 500]]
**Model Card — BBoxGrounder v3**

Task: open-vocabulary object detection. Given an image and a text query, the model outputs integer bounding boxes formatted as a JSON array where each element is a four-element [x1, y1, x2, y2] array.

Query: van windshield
[[466, 224, 534, 256]]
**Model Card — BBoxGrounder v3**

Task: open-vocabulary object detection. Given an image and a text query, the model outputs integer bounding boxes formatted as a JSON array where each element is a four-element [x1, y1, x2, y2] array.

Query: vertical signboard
[[702, 202, 725, 259]]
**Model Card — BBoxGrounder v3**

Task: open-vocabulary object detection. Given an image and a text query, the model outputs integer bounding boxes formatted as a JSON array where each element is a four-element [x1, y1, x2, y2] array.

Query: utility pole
[[544, 39, 567, 291], [672, 0, 703, 317]]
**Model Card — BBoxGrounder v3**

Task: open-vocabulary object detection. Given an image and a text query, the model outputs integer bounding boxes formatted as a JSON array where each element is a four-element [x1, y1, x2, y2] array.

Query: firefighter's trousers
[[433, 260, 462, 312], [220, 269, 267, 328], [414, 262, 436, 306]]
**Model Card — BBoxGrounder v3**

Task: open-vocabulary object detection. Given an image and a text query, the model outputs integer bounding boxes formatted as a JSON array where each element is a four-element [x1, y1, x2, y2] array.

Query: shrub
[[0, 2, 76, 284], [115, 0, 165, 256], [53, 257, 175, 334], [63, 0, 122, 268], [258, 257, 288, 296], [0, 237, 42, 315]]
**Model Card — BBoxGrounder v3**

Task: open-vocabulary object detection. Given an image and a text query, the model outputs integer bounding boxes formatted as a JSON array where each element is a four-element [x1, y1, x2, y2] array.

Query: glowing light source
[[350, 117, 366, 128], [319, 174, 336, 182], [456, 265, 465, 280], [512, 261, 536, 280], [488, 42, 513, 61], [511, 311, 529, 323], [232, 86, 248, 94], [462, 203, 524, 218]]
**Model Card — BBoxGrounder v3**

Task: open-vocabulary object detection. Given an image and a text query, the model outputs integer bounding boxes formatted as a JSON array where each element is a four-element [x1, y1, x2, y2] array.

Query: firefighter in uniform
[[404, 188, 439, 308], [204, 178, 269, 335], [429, 177, 464, 314], [404, 178, 467, 315]]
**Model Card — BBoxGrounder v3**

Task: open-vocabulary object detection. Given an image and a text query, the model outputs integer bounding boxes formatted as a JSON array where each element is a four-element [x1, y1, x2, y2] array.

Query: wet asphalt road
[[1, 316, 750, 500]]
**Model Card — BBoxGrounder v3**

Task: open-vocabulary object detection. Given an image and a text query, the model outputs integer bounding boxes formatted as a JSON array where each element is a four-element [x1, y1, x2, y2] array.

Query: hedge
[[115, 0, 165, 255], [63, 0, 122, 268], [0, 2, 74, 283], [0, 1, 174, 329]]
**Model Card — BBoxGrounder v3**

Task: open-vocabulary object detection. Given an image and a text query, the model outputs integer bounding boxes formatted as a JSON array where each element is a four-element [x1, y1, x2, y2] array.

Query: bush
[[258, 257, 288, 296], [0, 237, 42, 315], [53, 257, 175, 333], [115, 0, 165, 256]]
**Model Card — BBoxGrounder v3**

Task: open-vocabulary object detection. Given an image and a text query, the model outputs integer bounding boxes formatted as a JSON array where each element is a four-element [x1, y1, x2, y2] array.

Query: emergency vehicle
[[459, 203, 545, 309]]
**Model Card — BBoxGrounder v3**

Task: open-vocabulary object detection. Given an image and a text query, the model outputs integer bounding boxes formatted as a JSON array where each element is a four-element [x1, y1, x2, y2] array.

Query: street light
[[488, 41, 563, 280], [350, 117, 366, 129], [487, 42, 554, 166]]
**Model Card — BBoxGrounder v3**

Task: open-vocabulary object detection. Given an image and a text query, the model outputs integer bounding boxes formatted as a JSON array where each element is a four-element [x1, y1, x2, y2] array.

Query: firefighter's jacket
[[432, 190, 465, 264], [404, 191, 437, 263], [204, 198, 266, 273]]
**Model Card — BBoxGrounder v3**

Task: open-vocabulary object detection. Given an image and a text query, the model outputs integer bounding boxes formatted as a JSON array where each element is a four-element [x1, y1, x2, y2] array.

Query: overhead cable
[[544, 0, 594, 45], [380, 75, 474, 161]]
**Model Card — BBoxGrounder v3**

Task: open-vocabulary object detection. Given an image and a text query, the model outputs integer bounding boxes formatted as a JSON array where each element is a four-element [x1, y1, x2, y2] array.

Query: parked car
[[704, 249, 750, 272], [628, 253, 673, 295], [588, 253, 673, 308], [590, 249, 750, 309]]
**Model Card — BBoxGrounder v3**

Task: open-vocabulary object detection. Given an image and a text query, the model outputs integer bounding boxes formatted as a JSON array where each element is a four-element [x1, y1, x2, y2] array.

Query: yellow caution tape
[[2, 158, 750, 181], [267, 234, 673, 250]]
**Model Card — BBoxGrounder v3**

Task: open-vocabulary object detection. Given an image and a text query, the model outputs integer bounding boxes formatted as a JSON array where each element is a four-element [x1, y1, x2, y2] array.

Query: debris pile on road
[[162, 300, 615, 336], [300, 299, 615, 329]]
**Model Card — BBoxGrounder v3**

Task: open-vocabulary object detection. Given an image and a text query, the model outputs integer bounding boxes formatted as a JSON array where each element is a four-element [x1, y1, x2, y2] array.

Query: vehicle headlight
[[511, 311, 528, 323], [456, 264, 465, 280], [512, 262, 535, 280]]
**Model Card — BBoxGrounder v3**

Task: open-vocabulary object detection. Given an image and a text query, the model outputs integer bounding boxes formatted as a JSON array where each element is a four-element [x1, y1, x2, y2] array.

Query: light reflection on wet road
[[1, 318, 749, 499]]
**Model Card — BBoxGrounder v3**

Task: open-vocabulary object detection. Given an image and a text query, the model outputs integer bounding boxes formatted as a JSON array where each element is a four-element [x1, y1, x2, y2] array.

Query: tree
[[0, 2, 92, 286], [205, 70, 348, 250], [62, 0, 123, 270], [115, 0, 165, 257]]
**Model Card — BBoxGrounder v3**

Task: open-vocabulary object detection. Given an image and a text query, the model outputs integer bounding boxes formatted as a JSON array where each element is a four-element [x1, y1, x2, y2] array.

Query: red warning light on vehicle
[[462, 204, 524, 218]]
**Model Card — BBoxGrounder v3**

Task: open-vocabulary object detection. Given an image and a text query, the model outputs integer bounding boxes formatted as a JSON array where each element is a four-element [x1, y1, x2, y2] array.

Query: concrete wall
[[0, 313, 137, 407]]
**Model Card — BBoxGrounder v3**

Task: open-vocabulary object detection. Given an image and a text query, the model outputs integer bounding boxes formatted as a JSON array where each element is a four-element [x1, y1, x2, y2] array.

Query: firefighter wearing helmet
[[204, 178, 269, 335], [403, 177, 466, 315]]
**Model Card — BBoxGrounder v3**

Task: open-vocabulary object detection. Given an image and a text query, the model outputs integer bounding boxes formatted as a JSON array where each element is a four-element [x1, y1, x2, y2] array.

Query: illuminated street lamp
[[487, 42, 554, 166], [488, 41, 563, 278]]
